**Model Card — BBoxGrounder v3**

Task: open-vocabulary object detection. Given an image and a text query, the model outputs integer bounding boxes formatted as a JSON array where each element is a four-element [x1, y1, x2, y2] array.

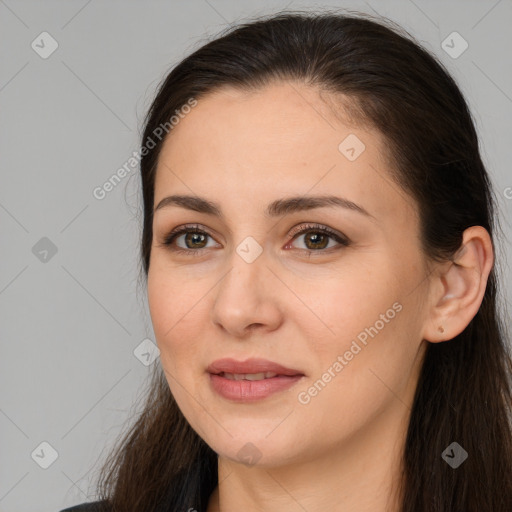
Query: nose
[[210, 252, 283, 338]]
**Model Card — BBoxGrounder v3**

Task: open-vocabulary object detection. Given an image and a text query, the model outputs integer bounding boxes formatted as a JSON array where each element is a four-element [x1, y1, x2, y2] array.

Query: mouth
[[218, 371, 282, 381], [206, 357, 305, 377], [206, 358, 305, 402]]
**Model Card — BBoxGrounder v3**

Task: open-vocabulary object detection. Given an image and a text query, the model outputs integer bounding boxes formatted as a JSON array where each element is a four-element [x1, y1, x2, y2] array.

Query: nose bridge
[[211, 239, 281, 334], [220, 238, 266, 300]]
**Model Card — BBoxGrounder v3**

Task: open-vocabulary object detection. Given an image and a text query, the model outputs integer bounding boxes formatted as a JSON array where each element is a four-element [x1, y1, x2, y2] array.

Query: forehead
[[154, 81, 416, 224], [159, 81, 373, 165]]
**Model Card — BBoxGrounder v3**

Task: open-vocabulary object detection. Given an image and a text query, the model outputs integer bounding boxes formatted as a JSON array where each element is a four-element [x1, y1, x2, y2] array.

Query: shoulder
[[59, 500, 111, 512]]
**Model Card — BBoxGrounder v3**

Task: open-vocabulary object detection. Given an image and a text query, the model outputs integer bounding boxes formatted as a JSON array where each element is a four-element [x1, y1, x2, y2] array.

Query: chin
[[204, 426, 307, 469]]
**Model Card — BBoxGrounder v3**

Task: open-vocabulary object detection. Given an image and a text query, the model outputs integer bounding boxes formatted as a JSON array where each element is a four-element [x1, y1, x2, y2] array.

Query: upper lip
[[207, 358, 304, 376]]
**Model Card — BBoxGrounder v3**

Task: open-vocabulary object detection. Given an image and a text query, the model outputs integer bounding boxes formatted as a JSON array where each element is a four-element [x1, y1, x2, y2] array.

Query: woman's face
[[147, 81, 431, 467]]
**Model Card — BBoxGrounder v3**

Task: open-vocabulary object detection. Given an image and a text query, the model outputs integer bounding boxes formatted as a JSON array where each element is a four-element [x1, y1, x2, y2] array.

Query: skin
[[146, 81, 494, 512]]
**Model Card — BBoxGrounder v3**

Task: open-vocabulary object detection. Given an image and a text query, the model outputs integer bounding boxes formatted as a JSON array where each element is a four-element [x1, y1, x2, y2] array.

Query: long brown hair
[[91, 9, 512, 512]]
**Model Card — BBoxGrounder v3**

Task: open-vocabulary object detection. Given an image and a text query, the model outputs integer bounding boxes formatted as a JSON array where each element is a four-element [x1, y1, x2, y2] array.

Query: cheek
[[293, 307, 415, 451], [147, 269, 208, 422], [291, 264, 415, 408], [147, 265, 204, 367], [291, 260, 399, 350]]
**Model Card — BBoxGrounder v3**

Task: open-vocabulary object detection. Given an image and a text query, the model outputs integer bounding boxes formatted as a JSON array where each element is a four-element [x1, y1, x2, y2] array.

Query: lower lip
[[209, 373, 304, 402]]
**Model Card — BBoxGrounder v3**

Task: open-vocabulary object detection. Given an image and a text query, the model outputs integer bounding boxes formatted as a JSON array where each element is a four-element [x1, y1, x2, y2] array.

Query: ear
[[422, 226, 494, 343]]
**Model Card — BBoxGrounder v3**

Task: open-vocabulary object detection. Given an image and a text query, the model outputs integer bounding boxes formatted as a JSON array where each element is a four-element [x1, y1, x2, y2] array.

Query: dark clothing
[[59, 501, 111, 512]]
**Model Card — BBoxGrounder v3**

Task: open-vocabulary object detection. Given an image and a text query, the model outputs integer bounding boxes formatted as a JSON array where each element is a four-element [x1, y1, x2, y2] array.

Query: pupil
[[187, 232, 206, 248], [306, 232, 327, 249]]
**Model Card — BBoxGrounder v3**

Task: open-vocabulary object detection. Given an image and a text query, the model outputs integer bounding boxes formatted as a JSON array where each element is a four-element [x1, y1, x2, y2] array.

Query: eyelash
[[159, 223, 350, 256]]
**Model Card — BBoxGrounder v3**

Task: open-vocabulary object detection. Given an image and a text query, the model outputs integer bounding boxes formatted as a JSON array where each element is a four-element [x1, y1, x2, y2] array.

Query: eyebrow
[[153, 194, 374, 220]]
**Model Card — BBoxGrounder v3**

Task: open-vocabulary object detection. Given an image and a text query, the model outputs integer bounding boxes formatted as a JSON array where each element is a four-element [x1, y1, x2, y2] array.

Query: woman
[[60, 9, 512, 512]]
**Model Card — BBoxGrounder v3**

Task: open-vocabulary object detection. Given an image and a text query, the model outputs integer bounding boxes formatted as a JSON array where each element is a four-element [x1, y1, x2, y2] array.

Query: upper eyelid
[[165, 222, 341, 237], [163, 222, 348, 247]]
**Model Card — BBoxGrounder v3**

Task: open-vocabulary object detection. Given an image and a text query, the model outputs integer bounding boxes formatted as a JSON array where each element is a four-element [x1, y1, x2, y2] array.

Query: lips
[[206, 357, 304, 377], [207, 358, 305, 402]]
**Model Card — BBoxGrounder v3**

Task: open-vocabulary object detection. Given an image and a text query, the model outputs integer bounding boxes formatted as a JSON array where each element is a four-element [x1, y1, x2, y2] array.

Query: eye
[[160, 224, 219, 255], [158, 222, 350, 256], [285, 223, 350, 253]]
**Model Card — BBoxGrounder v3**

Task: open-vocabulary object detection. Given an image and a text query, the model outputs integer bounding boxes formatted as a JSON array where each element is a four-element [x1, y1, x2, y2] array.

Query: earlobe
[[423, 226, 494, 343]]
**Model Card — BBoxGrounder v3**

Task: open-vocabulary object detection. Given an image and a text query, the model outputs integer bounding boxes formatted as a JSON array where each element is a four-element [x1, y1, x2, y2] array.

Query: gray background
[[1, 1, 511, 510]]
